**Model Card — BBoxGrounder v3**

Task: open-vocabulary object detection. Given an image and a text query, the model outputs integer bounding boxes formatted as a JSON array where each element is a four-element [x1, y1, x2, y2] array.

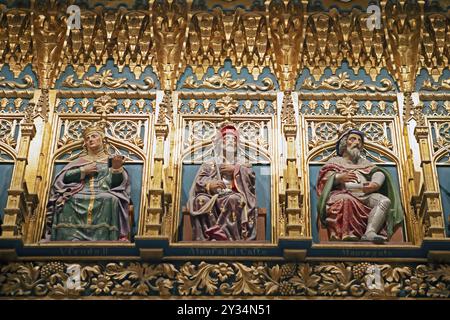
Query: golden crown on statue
[[82, 123, 105, 139]]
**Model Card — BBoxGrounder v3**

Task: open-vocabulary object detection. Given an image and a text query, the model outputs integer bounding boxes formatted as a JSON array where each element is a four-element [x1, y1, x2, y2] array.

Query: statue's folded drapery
[[187, 161, 257, 241], [316, 160, 404, 240], [46, 158, 131, 241]]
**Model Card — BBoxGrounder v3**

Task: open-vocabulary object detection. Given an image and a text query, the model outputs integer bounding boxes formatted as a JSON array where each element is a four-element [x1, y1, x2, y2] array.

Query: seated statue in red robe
[[316, 129, 404, 242], [186, 124, 257, 241]]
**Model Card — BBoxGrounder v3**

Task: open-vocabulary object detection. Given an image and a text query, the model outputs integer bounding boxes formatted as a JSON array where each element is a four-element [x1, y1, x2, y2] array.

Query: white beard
[[347, 147, 361, 163], [223, 147, 236, 163]]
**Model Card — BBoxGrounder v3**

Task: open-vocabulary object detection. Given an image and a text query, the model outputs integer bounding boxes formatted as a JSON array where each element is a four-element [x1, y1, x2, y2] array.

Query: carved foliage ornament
[[0, 75, 35, 89], [336, 97, 358, 117], [421, 78, 450, 91], [301, 73, 395, 92], [93, 95, 117, 117], [216, 95, 238, 119], [62, 70, 156, 90], [1, 262, 449, 298], [183, 71, 275, 91]]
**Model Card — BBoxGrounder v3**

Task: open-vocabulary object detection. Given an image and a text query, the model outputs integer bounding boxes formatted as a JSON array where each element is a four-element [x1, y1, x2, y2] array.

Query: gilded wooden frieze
[[1, 261, 450, 298]]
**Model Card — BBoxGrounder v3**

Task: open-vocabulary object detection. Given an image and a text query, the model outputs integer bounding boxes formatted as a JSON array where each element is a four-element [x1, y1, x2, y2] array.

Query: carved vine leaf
[[132, 136, 144, 148], [428, 282, 450, 298], [81, 265, 102, 281], [422, 78, 450, 91], [262, 265, 282, 295], [290, 264, 320, 296], [226, 263, 264, 295], [0, 75, 34, 89], [379, 137, 393, 149], [112, 280, 136, 296], [97, 263, 178, 296], [383, 283, 402, 297], [57, 136, 76, 148], [0, 136, 16, 148], [269, 265, 282, 283], [47, 272, 82, 297], [177, 262, 218, 295], [62, 70, 155, 90], [0, 263, 45, 296], [105, 263, 129, 281], [316, 263, 356, 296], [425, 265, 450, 282], [379, 265, 412, 282]]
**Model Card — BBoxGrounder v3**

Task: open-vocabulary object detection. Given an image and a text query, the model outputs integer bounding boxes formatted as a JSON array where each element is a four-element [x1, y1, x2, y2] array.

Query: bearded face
[[345, 133, 363, 163], [222, 134, 237, 160]]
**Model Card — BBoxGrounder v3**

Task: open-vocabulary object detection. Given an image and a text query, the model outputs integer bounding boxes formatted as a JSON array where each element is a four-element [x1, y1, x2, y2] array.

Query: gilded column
[[281, 91, 303, 237], [412, 97, 446, 238], [29, 89, 57, 243], [401, 93, 421, 243], [1, 105, 36, 238], [145, 91, 170, 236]]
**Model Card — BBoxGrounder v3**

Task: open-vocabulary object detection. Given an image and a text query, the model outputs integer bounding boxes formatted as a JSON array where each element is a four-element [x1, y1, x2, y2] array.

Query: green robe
[[49, 157, 130, 241]]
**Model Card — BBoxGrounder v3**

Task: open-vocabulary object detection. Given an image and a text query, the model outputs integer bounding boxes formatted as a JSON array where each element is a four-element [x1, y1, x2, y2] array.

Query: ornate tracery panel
[[294, 62, 415, 244], [420, 93, 450, 238], [32, 60, 159, 242], [170, 91, 280, 243]]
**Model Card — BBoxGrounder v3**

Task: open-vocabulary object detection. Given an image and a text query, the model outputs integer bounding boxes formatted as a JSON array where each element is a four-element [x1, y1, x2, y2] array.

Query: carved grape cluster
[[40, 262, 66, 279], [280, 263, 297, 279], [279, 281, 295, 296], [352, 263, 371, 280]]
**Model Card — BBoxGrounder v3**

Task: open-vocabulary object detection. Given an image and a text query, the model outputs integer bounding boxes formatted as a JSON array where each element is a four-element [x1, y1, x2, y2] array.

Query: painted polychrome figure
[[186, 124, 257, 241], [316, 129, 404, 242], [45, 124, 131, 241]]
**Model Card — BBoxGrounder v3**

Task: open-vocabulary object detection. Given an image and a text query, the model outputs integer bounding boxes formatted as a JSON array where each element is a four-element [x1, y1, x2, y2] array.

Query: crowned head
[[83, 124, 106, 154]]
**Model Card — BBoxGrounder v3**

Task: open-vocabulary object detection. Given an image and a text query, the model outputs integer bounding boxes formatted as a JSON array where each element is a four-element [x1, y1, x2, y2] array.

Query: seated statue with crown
[[316, 129, 404, 243], [186, 124, 257, 241], [45, 124, 131, 241]]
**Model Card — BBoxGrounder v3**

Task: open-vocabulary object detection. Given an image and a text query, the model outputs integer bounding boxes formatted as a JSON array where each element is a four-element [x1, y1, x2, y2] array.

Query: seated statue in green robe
[[44, 124, 131, 241]]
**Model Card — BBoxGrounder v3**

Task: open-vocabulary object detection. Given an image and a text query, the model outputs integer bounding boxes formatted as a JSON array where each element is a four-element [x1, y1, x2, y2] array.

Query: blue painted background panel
[[0, 163, 14, 222], [437, 165, 450, 237]]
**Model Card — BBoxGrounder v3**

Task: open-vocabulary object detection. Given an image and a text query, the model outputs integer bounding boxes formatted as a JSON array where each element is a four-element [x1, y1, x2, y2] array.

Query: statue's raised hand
[[209, 180, 226, 194], [335, 171, 358, 184], [111, 155, 125, 169], [84, 162, 98, 176], [362, 182, 380, 194]]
